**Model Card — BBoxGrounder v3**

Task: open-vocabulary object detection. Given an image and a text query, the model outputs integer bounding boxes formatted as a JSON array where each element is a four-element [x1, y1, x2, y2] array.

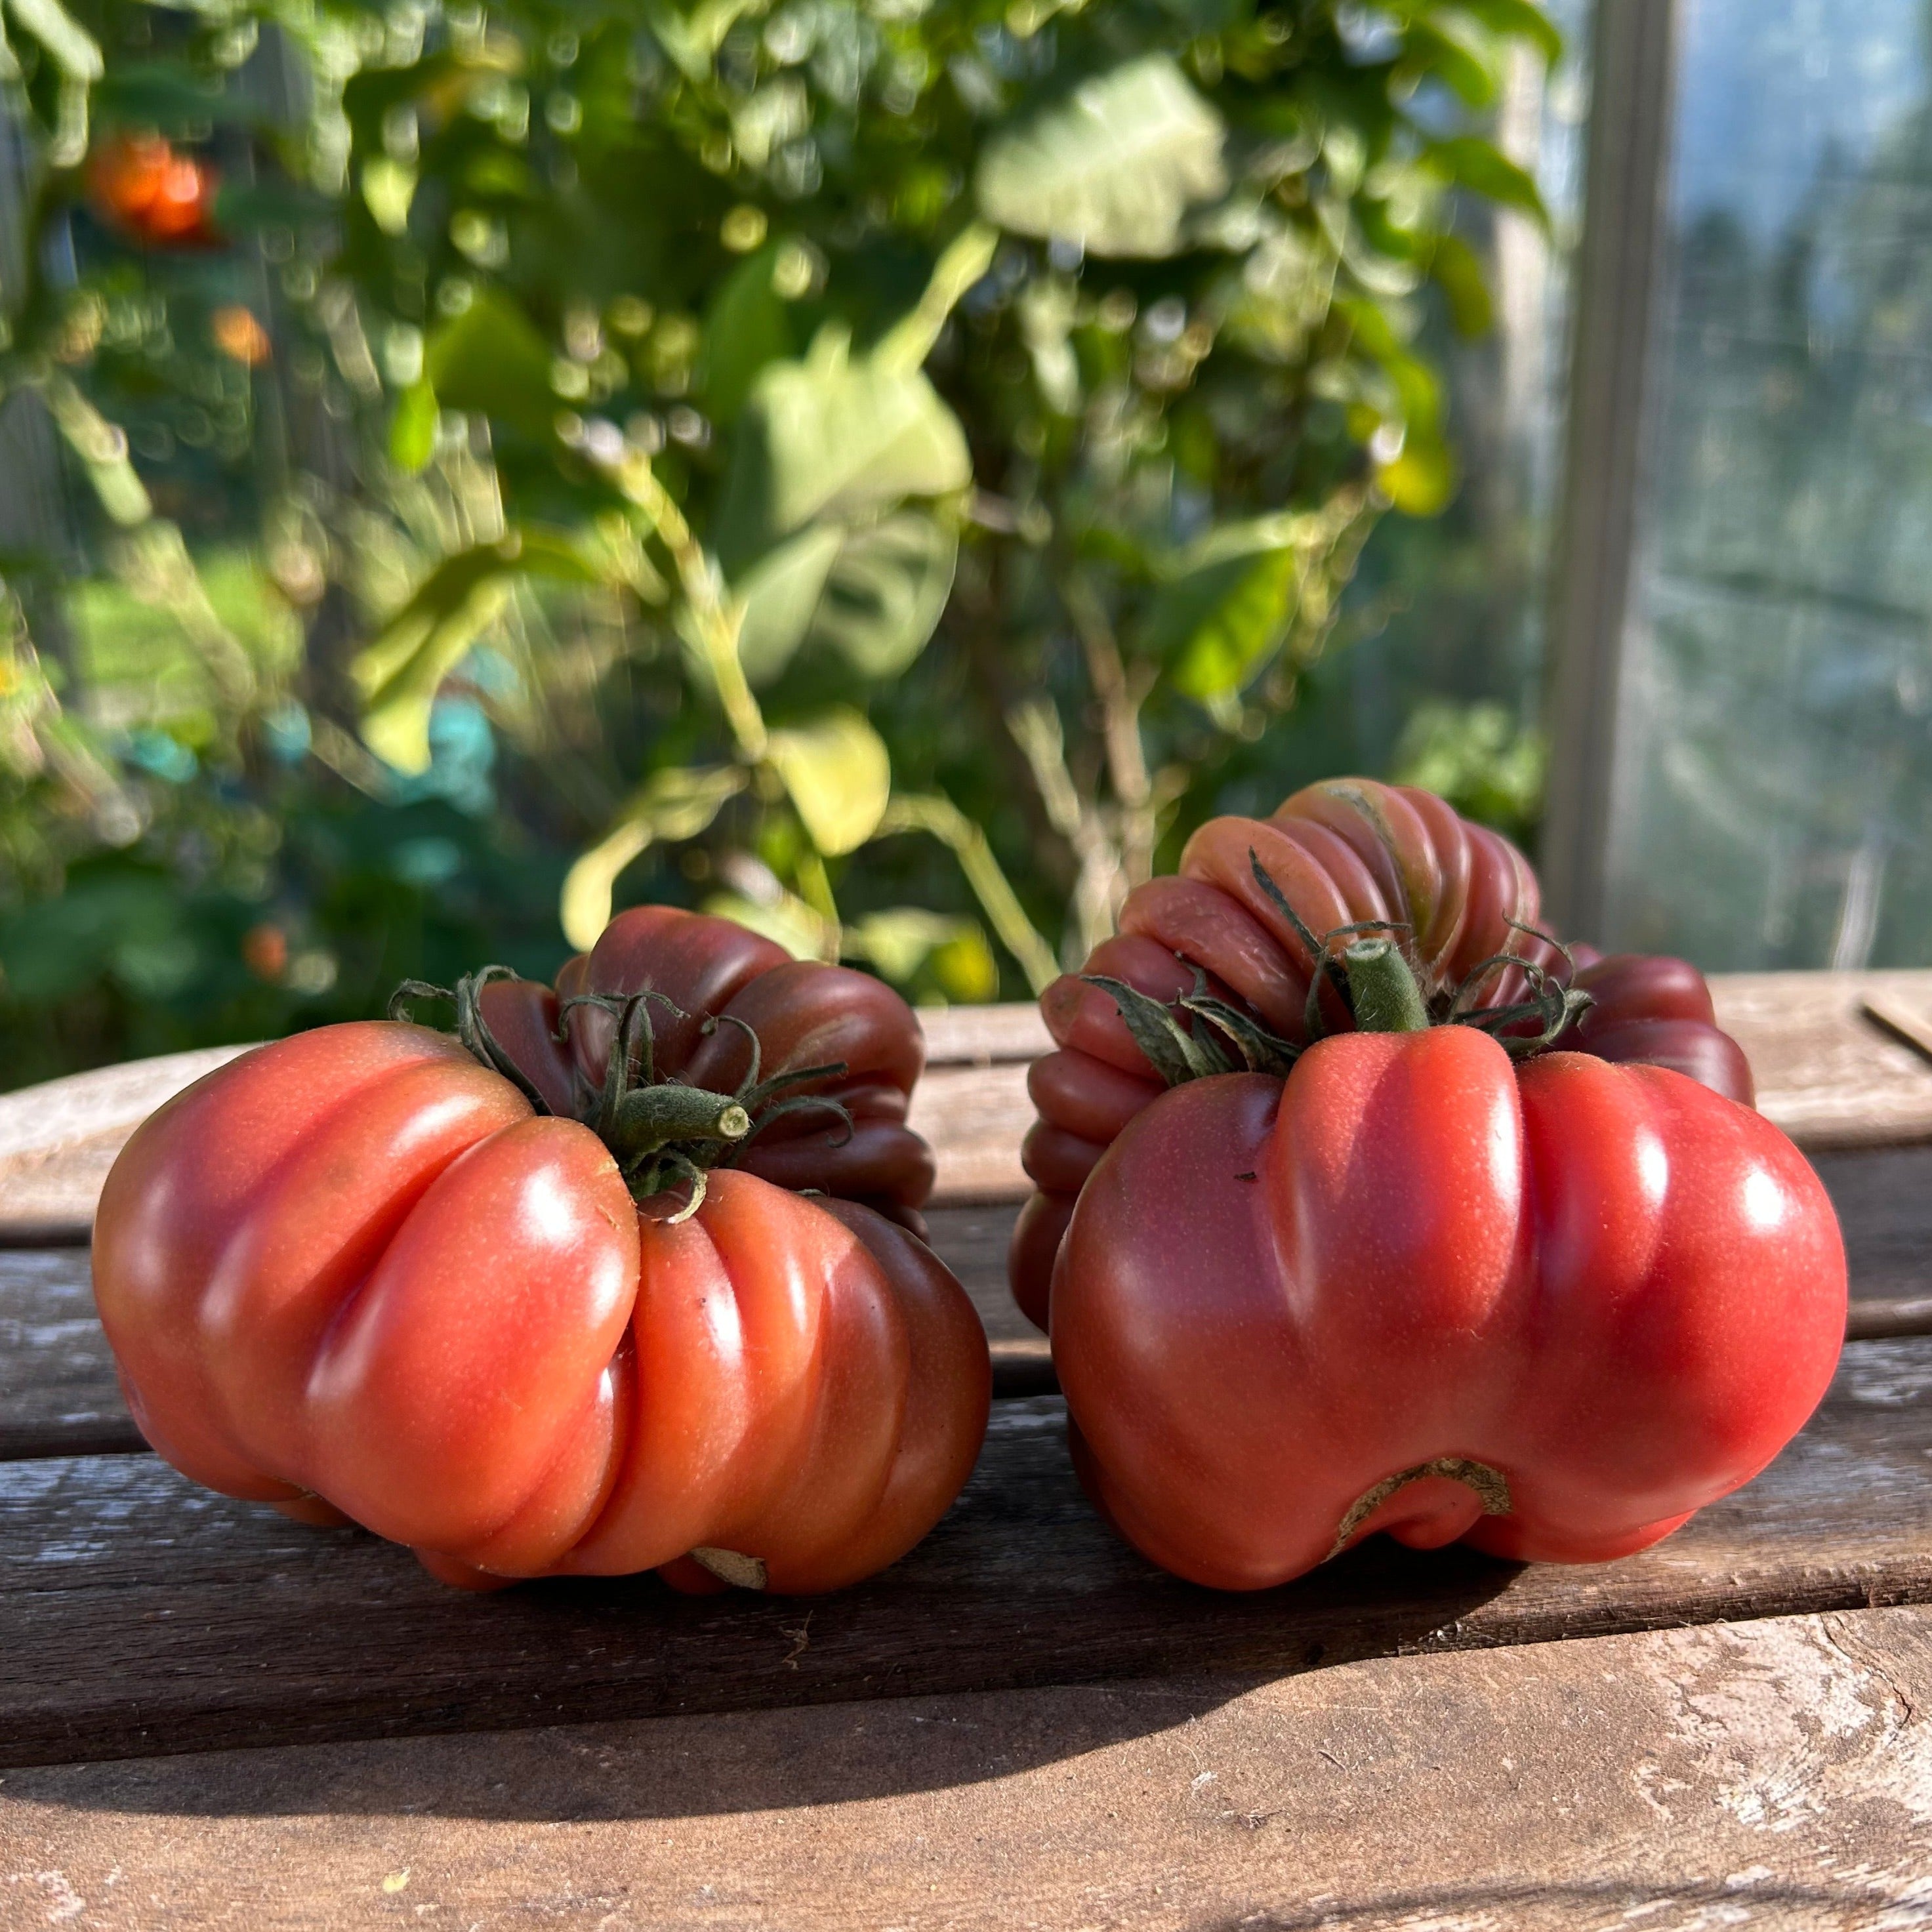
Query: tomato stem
[[1340, 938, 1430, 1035], [390, 969, 855, 1219]]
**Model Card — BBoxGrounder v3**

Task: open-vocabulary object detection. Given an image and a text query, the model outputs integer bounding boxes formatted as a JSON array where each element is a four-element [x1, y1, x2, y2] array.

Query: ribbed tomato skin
[[1012, 778, 1752, 1328], [1052, 1035, 1843, 1590], [94, 995, 987, 1592]]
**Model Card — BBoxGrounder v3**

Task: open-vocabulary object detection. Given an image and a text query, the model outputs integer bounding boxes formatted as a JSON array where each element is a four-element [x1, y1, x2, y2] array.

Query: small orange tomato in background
[[212, 306, 271, 365], [241, 922, 288, 983], [88, 134, 222, 249]]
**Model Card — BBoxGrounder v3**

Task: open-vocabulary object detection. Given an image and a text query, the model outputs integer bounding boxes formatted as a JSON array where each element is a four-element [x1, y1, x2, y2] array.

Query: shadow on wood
[[10, 1341, 1932, 1782]]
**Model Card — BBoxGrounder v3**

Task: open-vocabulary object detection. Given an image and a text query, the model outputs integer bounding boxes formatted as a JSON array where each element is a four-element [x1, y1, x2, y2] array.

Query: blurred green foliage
[[0, 0, 1555, 1086]]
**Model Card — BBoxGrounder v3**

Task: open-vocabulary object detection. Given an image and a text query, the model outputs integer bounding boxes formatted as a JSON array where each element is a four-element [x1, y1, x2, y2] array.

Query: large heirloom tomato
[[1011, 778, 1753, 1328], [1052, 936, 1847, 1591], [93, 908, 989, 1594]]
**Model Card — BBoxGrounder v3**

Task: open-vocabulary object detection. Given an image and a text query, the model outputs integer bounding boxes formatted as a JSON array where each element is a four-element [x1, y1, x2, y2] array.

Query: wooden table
[[7, 974, 1932, 1927]]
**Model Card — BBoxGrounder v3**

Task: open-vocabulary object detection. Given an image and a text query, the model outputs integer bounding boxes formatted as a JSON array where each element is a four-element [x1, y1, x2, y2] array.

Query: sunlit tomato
[[1010, 778, 1752, 1329], [93, 915, 989, 1594], [88, 134, 222, 249], [475, 903, 937, 1225], [1052, 937, 1845, 1591]]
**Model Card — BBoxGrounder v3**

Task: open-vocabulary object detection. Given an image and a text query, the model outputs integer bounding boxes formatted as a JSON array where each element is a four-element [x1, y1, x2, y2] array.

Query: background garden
[[0, 0, 1569, 1085]]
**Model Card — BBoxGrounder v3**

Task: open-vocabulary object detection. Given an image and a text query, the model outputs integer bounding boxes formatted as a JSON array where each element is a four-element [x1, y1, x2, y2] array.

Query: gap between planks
[[3, 1339, 1932, 1769]]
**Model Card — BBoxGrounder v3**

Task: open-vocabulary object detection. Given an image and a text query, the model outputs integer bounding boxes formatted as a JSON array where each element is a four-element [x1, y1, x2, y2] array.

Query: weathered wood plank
[[916, 1002, 1052, 1065], [1716, 970, 1932, 1148], [1809, 1142, 1932, 1302], [0, 1250, 143, 1461], [7, 1603, 1930, 1930], [904, 1062, 1031, 1202], [4, 1340, 1932, 1770]]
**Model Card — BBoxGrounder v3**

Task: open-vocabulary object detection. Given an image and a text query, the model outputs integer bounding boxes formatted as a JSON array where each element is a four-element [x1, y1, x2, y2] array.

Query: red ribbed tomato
[[1011, 778, 1752, 1328], [93, 908, 988, 1594], [1052, 935, 1845, 1591]]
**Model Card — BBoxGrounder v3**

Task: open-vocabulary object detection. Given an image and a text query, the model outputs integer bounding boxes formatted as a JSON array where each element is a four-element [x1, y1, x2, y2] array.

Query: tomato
[[1010, 779, 1751, 1329], [88, 134, 221, 249], [93, 909, 989, 1593], [1051, 937, 1846, 1591], [482, 903, 935, 1225]]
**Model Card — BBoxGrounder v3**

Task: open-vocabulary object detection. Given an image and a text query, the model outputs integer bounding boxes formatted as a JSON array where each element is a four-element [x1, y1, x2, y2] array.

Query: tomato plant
[[92, 907, 988, 1593], [1010, 777, 1754, 1327], [1049, 930, 1845, 1592]]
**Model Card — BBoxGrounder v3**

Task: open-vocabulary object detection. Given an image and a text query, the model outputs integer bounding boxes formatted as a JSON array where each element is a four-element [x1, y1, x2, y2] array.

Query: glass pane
[[1601, 0, 1932, 967]]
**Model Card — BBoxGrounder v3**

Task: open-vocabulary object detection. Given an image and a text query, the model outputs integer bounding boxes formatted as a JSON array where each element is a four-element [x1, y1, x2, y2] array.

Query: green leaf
[[733, 512, 956, 686], [733, 524, 844, 686], [806, 513, 957, 680], [389, 379, 440, 473], [702, 242, 796, 426], [1458, 0, 1563, 66], [846, 909, 974, 985], [1425, 138, 1550, 234], [766, 707, 892, 855], [1401, 21, 1498, 110], [975, 54, 1227, 260], [424, 287, 559, 441], [701, 888, 836, 962], [1145, 520, 1308, 699], [561, 764, 748, 949], [714, 328, 972, 571], [1429, 233, 1493, 337], [354, 529, 599, 774]]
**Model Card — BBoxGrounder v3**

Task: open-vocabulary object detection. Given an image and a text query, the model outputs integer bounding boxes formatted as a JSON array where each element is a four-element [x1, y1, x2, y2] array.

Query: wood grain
[[5, 1339, 1932, 1771], [1716, 970, 1932, 1148], [0, 1250, 142, 1461], [8, 1604, 1931, 1930]]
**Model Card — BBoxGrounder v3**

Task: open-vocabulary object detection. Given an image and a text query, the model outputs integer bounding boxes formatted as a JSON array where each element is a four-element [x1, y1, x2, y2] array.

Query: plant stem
[[610, 451, 768, 764], [1342, 939, 1430, 1035], [1059, 568, 1157, 892], [878, 791, 1059, 995]]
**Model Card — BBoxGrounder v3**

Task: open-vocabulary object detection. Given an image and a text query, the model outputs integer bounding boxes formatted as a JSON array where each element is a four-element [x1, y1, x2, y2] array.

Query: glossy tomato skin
[[1012, 779, 1752, 1328], [94, 1021, 988, 1593], [1052, 1035, 1845, 1591]]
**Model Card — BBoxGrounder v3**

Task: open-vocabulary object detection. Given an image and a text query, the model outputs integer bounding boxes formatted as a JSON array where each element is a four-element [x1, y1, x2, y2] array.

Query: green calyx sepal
[[390, 971, 852, 1222], [1080, 849, 1595, 1094]]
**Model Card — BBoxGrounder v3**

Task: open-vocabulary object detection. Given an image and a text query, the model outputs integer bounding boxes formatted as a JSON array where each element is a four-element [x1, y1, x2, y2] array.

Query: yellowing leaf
[[766, 708, 891, 855], [975, 55, 1227, 260], [560, 765, 747, 949], [715, 327, 971, 570], [702, 888, 836, 962], [732, 524, 844, 685], [1377, 437, 1457, 516]]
